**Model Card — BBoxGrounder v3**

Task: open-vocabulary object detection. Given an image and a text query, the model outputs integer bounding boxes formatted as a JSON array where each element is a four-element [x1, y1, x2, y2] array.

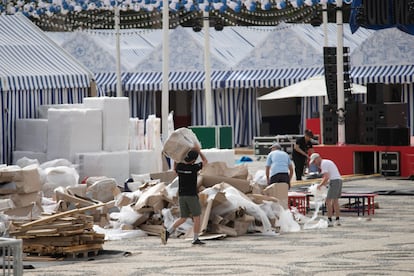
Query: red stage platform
[[313, 144, 414, 178]]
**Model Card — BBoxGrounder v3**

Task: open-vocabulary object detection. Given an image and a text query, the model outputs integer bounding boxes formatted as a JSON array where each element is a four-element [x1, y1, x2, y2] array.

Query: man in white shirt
[[309, 153, 343, 227], [265, 142, 294, 189]]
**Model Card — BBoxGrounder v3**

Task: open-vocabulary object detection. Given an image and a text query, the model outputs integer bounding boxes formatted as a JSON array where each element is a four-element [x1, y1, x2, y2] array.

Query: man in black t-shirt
[[161, 146, 208, 246], [292, 129, 314, 181]]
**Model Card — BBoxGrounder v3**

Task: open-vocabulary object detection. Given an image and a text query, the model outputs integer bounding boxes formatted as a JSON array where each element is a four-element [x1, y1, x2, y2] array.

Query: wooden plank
[[26, 228, 58, 236], [19, 203, 106, 230], [139, 224, 163, 236], [61, 243, 103, 254]]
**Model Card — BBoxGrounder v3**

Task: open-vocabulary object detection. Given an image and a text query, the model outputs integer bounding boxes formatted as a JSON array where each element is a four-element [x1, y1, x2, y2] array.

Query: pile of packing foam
[[13, 97, 163, 185]]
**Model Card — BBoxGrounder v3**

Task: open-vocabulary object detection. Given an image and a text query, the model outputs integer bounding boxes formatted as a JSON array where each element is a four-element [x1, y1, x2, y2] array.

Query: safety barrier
[[0, 238, 23, 276]]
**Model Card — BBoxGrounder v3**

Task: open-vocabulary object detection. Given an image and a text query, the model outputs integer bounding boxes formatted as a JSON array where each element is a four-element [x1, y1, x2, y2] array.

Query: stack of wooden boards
[[9, 204, 105, 258]]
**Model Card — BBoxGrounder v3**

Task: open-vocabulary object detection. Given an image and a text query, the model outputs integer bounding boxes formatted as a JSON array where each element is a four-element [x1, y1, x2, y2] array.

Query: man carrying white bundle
[[309, 153, 342, 227], [161, 144, 208, 245]]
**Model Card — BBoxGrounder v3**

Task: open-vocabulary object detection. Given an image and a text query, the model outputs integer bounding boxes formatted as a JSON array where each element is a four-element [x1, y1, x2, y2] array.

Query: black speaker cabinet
[[376, 103, 408, 128], [322, 103, 360, 144], [367, 83, 384, 105], [360, 124, 376, 145], [376, 127, 410, 146]]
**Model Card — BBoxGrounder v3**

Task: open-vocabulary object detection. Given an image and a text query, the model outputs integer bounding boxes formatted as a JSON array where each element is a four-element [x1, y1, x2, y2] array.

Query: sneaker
[[328, 220, 334, 227], [335, 219, 341, 226], [160, 228, 169, 245], [191, 239, 205, 245]]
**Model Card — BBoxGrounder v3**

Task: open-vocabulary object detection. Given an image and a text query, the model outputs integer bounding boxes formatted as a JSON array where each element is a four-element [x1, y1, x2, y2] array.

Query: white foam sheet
[[83, 97, 130, 151], [47, 108, 102, 162], [129, 150, 160, 175], [38, 104, 84, 119], [75, 151, 129, 186], [201, 149, 235, 168], [15, 119, 48, 152], [13, 151, 47, 165]]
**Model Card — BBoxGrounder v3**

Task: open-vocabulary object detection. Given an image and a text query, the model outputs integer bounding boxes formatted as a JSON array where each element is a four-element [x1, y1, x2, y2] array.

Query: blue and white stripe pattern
[[0, 15, 92, 92], [0, 15, 92, 164], [124, 71, 228, 91], [351, 65, 414, 84], [224, 67, 324, 88], [192, 88, 261, 146], [0, 88, 89, 164]]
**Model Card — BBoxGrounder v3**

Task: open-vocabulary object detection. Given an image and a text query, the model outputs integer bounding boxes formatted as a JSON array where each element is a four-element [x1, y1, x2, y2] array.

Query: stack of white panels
[[83, 97, 130, 151], [47, 108, 102, 162]]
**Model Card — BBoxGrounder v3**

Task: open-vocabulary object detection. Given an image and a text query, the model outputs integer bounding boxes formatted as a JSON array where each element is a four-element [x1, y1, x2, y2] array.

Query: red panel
[[314, 145, 414, 177], [306, 118, 321, 143]]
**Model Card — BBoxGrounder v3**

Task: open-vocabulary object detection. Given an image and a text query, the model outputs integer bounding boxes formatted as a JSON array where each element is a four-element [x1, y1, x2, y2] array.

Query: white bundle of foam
[[253, 170, 267, 186], [75, 151, 129, 186], [200, 149, 235, 168], [129, 150, 160, 175], [15, 119, 48, 152], [83, 97, 130, 151], [47, 108, 102, 162], [163, 127, 200, 162]]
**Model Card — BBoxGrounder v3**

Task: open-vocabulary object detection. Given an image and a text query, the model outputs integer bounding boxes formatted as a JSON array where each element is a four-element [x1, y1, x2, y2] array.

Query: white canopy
[[258, 75, 366, 100]]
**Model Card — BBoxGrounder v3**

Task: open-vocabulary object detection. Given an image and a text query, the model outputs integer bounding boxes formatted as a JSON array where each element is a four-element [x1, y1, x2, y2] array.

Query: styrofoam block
[[38, 104, 84, 119], [201, 149, 236, 168], [83, 97, 130, 151], [75, 151, 130, 186], [47, 108, 102, 162], [15, 119, 48, 152], [129, 150, 160, 175], [13, 151, 47, 165]]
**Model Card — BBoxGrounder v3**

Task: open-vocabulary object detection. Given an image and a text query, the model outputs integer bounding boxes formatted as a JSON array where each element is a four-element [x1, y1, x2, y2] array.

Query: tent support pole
[[320, 2, 329, 144], [161, 0, 169, 141], [336, 0, 345, 145], [204, 11, 213, 126], [115, 6, 122, 97]]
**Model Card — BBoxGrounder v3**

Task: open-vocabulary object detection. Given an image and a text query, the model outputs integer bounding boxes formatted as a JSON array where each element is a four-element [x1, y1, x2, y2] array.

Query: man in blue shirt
[[265, 142, 294, 189]]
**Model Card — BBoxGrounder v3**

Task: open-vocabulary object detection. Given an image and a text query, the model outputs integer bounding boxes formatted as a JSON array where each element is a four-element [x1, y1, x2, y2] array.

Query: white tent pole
[[162, 0, 170, 141], [115, 6, 122, 97], [319, 2, 329, 144], [336, 0, 345, 145], [203, 11, 213, 126]]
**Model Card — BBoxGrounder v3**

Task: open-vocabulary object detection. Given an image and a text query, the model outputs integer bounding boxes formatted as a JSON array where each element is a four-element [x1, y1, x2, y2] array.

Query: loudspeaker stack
[[323, 46, 353, 105]]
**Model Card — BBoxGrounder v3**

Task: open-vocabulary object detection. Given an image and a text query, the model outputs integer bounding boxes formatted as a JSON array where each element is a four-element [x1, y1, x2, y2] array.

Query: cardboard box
[[200, 175, 252, 194], [150, 171, 177, 184], [1, 192, 40, 208], [263, 183, 288, 209]]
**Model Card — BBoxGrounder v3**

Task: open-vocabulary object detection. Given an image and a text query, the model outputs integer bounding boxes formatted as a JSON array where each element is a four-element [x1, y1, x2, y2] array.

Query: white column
[[319, 2, 329, 144], [115, 6, 122, 97], [336, 0, 345, 145], [203, 11, 213, 126], [161, 0, 170, 141]]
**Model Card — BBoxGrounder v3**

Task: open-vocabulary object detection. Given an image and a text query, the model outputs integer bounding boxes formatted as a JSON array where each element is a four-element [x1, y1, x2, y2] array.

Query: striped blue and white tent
[[48, 23, 414, 145], [0, 14, 93, 164]]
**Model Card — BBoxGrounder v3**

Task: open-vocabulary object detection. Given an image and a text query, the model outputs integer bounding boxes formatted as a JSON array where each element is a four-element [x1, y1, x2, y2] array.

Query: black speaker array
[[322, 102, 359, 145], [376, 127, 410, 146], [323, 102, 409, 145], [323, 47, 353, 105]]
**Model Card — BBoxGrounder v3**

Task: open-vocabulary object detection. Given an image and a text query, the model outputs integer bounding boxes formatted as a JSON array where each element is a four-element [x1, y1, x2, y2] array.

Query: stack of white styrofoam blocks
[[129, 115, 163, 175], [12, 97, 164, 186], [75, 97, 130, 185], [47, 108, 102, 162], [13, 119, 48, 164]]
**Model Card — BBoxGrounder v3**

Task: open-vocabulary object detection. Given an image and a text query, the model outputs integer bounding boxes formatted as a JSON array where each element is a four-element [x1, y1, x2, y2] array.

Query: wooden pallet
[[10, 204, 106, 257]]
